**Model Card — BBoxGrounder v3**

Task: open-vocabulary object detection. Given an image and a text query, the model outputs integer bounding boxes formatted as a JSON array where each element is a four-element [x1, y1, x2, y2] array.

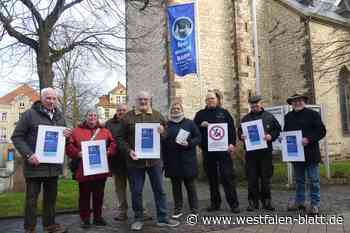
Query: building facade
[[0, 84, 39, 165], [96, 82, 127, 120], [126, 0, 350, 160]]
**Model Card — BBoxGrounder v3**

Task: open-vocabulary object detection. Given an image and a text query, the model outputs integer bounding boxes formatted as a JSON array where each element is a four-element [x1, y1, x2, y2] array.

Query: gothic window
[[339, 66, 350, 134]]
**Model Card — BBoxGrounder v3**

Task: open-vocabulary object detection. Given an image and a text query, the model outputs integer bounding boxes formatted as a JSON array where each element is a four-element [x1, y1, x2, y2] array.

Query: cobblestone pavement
[[1, 179, 350, 233]]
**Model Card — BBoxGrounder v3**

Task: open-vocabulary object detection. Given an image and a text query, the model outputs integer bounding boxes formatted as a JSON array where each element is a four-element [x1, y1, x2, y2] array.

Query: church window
[[339, 66, 350, 134]]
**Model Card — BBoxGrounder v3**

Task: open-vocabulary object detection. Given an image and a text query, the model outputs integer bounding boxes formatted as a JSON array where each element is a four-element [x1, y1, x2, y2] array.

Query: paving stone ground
[[1, 178, 349, 233]]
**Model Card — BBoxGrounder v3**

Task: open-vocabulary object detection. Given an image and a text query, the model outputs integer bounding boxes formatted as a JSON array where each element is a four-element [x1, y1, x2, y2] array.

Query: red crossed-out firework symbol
[[209, 125, 225, 141]]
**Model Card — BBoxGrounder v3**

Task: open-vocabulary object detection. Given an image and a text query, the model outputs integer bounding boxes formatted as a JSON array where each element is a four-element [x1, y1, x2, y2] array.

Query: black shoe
[[81, 220, 90, 229], [206, 205, 220, 212], [93, 218, 107, 226], [262, 199, 275, 211], [246, 200, 259, 212], [231, 206, 240, 214], [190, 208, 199, 215]]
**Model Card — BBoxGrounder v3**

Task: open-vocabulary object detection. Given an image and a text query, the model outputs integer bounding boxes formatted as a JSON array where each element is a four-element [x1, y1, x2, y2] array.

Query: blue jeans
[[128, 165, 168, 222], [293, 162, 320, 207]]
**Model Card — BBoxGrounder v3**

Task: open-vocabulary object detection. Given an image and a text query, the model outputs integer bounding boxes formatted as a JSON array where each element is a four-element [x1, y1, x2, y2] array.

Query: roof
[[109, 81, 126, 95], [96, 82, 126, 107], [280, 0, 350, 27], [95, 95, 117, 108], [0, 84, 39, 105]]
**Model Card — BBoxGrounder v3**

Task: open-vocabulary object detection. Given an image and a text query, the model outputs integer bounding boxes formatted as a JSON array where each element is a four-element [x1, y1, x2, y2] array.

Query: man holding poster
[[194, 91, 240, 213], [122, 91, 180, 231], [284, 93, 326, 215], [238, 96, 281, 212], [11, 88, 72, 233]]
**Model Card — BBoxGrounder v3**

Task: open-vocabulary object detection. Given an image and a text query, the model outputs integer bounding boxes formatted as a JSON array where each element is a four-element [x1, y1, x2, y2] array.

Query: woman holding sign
[[162, 101, 201, 218], [66, 109, 117, 228]]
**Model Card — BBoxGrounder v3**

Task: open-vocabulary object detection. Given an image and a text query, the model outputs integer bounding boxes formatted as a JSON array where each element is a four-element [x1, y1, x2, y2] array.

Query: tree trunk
[[72, 83, 80, 127], [62, 74, 69, 179], [37, 30, 54, 91]]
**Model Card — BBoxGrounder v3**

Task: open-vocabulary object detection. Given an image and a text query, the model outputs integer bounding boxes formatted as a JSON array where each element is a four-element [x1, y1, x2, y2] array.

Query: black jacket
[[238, 109, 281, 155], [194, 107, 236, 153], [283, 107, 326, 164], [162, 118, 201, 178], [105, 115, 128, 175], [11, 101, 66, 178]]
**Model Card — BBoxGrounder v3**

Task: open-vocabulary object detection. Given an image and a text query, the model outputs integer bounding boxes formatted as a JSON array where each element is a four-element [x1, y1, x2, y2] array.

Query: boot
[[206, 204, 220, 212], [246, 199, 259, 211], [262, 199, 275, 211], [247, 200, 259, 212]]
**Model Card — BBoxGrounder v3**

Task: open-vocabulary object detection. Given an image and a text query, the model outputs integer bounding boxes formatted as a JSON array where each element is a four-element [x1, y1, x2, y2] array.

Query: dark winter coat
[[11, 101, 66, 178], [238, 108, 281, 156], [283, 107, 326, 164], [65, 122, 117, 182], [193, 107, 236, 154], [162, 118, 201, 178], [105, 115, 128, 175]]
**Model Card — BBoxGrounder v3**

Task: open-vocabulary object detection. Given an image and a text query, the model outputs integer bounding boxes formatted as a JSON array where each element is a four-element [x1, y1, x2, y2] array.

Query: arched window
[[339, 66, 350, 134]]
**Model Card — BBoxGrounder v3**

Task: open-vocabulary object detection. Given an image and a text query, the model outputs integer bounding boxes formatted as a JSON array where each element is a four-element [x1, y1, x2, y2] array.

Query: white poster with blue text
[[167, 3, 197, 77]]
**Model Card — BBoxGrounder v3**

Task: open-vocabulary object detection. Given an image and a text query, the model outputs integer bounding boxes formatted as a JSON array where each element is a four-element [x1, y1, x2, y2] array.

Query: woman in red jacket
[[66, 109, 117, 228]]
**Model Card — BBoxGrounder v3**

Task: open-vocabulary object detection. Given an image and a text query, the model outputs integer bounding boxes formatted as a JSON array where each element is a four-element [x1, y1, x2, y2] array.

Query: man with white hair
[[12, 87, 72, 233], [122, 91, 180, 231]]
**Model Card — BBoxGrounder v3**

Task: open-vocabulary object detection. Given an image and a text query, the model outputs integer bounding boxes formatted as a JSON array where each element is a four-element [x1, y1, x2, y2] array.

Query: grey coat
[[11, 101, 66, 178]]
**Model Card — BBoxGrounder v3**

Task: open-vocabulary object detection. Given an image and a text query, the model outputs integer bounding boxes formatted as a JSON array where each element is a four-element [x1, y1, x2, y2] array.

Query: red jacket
[[66, 122, 117, 182]]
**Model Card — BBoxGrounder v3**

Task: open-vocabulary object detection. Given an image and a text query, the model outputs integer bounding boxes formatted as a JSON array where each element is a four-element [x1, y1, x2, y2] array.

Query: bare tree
[[311, 30, 350, 96], [55, 48, 104, 127], [0, 0, 129, 90]]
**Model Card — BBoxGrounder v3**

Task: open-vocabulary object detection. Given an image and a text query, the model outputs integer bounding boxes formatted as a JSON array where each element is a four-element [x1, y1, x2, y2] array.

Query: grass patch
[[0, 178, 78, 218]]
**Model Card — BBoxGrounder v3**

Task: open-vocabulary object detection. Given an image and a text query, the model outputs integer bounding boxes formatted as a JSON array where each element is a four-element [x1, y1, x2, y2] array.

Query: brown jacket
[[122, 108, 166, 168]]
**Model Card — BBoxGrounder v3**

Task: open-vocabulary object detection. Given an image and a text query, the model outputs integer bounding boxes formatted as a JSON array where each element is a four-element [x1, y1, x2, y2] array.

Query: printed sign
[[135, 123, 161, 159], [208, 123, 228, 152], [241, 119, 267, 151], [35, 125, 66, 164], [82, 140, 109, 176]]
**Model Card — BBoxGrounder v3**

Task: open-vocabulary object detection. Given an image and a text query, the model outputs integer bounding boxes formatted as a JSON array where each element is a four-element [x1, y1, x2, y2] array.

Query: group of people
[[11, 87, 326, 233]]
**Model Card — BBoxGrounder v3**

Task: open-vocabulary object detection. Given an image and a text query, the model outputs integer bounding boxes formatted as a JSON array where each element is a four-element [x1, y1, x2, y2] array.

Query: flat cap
[[248, 95, 262, 104]]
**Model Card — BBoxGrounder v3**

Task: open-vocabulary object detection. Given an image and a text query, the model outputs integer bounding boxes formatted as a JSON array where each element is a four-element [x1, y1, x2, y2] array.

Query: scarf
[[168, 111, 185, 123]]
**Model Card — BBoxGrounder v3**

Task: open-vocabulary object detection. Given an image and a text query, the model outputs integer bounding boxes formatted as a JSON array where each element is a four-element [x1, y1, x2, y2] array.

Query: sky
[[0, 0, 126, 99]]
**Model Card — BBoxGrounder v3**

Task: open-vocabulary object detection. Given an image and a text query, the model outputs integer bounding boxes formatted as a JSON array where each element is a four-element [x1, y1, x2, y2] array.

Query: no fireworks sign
[[207, 123, 228, 152]]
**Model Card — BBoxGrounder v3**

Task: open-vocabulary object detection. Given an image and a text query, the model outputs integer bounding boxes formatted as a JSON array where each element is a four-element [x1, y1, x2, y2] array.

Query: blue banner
[[167, 3, 197, 77]]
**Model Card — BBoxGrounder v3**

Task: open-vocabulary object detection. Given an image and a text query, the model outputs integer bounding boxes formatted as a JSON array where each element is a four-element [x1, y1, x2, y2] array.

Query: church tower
[[126, 0, 256, 120]]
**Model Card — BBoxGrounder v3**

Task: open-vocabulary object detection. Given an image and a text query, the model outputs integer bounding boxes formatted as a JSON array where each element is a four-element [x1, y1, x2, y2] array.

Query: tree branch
[[0, 12, 38, 50], [46, 0, 85, 30], [19, 0, 43, 26]]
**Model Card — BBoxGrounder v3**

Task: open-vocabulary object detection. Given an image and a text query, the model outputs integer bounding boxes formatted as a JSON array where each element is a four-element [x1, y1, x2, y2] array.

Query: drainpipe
[[252, 0, 261, 95]]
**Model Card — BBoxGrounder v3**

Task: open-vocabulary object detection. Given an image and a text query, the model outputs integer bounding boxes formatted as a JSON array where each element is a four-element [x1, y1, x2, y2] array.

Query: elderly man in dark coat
[[284, 93, 326, 215], [238, 95, 281, 212], [11, 88, 72, 233]]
